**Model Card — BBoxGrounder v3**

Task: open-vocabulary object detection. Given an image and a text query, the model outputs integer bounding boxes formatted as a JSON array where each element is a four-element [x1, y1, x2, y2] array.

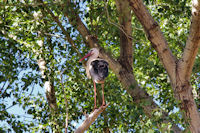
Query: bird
[[79, 48, 109, 109]]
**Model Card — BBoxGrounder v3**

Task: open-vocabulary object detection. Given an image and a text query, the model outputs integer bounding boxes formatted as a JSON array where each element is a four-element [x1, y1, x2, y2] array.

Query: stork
[[79, 48, 109, 109]]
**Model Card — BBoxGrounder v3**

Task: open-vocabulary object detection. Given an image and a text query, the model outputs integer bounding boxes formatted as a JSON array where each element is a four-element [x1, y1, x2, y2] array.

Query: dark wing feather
[[90, 60, 109, 81]]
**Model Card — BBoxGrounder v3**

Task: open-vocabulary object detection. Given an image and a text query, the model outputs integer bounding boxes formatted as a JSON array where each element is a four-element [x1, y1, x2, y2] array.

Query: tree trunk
[[174, 74, 200, 132], [127, 0, 200, 132], [115, 0, 133, 72], [37, 58, 58, 111]]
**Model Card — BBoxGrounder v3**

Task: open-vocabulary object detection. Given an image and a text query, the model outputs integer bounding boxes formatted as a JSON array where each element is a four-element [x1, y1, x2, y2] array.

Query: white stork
[[79, 48, 109, 109]]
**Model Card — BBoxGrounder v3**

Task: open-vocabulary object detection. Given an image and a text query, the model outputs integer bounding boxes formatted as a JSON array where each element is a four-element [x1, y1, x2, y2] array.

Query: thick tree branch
[[174, 1, 200, 132], [128, 0, 200, 132], [63, 0, 144, 100], [63, 1, 122, 77], [127, 0, 177, 83], [178, 0, 200, 79], [74, 104, 109, 133], [40, 9, 59, 112], [105, 2, 133, 40], [115, 0, 133, 72]]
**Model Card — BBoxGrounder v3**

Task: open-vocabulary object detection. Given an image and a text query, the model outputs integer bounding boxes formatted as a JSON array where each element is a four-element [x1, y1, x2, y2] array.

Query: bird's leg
[[93, 81, 97, 109], [101, 83, 106, 106]]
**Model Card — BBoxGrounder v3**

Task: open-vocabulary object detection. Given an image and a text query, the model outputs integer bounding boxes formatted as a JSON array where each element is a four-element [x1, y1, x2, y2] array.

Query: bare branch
[[75, 104, 109, 133], [178, 0, 200, 80]]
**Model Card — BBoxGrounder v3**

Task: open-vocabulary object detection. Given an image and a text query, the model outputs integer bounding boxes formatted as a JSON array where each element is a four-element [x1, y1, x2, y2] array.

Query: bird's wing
[[91, 60, 109, 78], [86, 62, 91, 79]]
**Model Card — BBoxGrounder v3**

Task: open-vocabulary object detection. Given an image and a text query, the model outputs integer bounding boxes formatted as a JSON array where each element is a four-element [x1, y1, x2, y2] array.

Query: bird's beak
[[79, 52, 92, 62]]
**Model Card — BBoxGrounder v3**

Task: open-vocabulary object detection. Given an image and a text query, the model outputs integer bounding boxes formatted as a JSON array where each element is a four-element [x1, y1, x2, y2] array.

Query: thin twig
[[38, 0, 82, 58], [44, 33, 63, 38], [1, 80, 8, 96], [27, 83, 35, 97], [104, 2, 133, 40], [60, 68, 69, 133], [38, 0, 87, 68], [5, 104, 17, 110], [104, 1, 143, 38]]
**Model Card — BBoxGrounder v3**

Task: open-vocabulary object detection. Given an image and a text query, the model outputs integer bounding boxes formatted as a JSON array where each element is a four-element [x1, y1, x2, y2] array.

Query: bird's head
[[79, 48, 99, 62]]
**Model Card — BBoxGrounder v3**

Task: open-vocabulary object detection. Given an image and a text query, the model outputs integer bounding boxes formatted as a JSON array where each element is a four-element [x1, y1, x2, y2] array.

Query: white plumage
[[79, 48, 109, 109]]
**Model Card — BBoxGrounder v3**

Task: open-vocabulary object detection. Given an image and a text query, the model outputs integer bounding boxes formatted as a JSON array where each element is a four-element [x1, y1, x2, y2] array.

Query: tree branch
[[178, 0, 200, 80], [63, 1, 122, 77], [37, 0, 82, 58], [74, 104, 109, 133], [127, 0, 177, 83], [37, 58, 58, 111], [1, 29, 58, 112], [60, 68, 69, 133], [62, 1, 181, 132], [127, 0, 200, 132], [104, 2, 133, 40], [115, 0, 133, 72]]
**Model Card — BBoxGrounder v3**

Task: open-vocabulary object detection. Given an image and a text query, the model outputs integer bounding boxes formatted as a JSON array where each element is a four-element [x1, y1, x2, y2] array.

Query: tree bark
[[75, 104, 109, 133], [37, 58, 58, 111], [115, 0, 133, 72], [127, 0, 176, 82], [128, 0, 200, 132], [179, 0, 200, 80], [1, 27, 58, 113], [175, 0, 200, 130], [174, 78, 200, 132]]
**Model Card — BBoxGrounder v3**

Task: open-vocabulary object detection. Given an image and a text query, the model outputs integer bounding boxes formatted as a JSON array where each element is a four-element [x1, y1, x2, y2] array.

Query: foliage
[[0, 0, 198, 132]]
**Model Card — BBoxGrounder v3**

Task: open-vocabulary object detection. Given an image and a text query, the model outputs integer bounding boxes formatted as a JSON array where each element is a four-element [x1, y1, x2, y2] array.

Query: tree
[[0, 0, 200, 132]]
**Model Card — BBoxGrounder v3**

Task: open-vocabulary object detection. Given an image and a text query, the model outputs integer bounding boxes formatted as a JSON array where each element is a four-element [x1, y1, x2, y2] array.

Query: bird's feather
[[89, 60, 109, 83]]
